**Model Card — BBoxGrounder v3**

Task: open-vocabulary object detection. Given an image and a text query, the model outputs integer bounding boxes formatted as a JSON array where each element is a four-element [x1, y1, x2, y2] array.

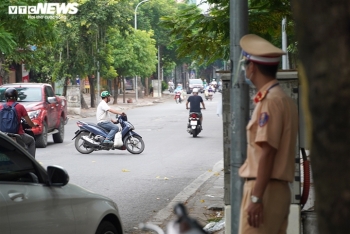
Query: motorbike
[[72, 114, 145, 154], [22, 118, 36, 139], [168, 85, 174, 93], [139, 203, 207, 234], [187, 111, 202, 137], [174, 91, 182, 104], [4, 118, 36, 157], [204, 88, 214, 101]]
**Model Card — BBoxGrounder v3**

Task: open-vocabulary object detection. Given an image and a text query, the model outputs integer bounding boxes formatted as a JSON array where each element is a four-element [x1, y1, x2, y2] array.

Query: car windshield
[[0, 87, 42, 102], [190, 80, 202, 84]]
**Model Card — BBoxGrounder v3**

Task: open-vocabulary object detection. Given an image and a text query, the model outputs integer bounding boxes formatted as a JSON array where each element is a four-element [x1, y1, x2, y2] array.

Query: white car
[[0, 132, 123, 234]]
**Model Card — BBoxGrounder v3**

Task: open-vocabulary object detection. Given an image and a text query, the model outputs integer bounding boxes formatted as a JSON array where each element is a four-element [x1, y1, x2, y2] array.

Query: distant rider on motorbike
[[96, 91, 126, 145], [186, 88, 206, 129], [174, 84, 184, 102]]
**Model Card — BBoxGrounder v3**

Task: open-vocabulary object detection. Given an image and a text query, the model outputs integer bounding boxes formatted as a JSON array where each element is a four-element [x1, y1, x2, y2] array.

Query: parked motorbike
[[187, 112, 202, 137], [174, 91, 182, 104], [72, 114, 145, 154]]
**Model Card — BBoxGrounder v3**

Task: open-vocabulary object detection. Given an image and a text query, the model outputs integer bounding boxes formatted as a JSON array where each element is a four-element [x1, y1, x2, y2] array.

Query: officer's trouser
[[239, 179, 291, 234]]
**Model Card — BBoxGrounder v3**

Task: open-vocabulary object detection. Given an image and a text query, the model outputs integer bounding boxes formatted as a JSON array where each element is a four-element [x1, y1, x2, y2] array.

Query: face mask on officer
[[242, 60, 255, 87]]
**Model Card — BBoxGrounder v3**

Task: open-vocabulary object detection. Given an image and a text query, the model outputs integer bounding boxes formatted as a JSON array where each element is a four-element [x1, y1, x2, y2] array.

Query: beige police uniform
[[238, 34, 299, 234]]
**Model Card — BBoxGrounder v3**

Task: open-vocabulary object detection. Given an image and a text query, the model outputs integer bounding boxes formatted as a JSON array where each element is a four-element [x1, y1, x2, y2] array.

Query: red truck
[[0, 83, 68, 148]]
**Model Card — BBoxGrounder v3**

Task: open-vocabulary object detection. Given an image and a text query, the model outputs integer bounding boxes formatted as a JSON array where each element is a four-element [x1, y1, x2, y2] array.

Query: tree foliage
[[109, 28, 157, 78], [161, 0, 293, 65]]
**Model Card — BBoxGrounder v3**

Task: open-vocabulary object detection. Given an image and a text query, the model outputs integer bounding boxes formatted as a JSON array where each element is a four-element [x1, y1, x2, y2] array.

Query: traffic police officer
[[238, 34, 299, 234]]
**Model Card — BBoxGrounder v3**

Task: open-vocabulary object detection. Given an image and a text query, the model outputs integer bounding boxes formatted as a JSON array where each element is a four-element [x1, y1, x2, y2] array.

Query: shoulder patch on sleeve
[[259, 112, 269, 127]]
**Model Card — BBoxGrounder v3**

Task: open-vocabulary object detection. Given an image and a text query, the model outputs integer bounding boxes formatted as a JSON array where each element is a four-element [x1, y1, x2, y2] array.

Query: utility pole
[[134, 0, 149, 102], [229, 0, 249, 233], [157, 45, 161, 98], [282, 18, 290, 70]]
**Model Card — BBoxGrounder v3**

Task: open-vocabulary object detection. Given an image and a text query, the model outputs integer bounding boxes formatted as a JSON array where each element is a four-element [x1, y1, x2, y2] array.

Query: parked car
[[0, 83, 68, 148], [0, 132, 124, 234], [187, 79, 204, 94]]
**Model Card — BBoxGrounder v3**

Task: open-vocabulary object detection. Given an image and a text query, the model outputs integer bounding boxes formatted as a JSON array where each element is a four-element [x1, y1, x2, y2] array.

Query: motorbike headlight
[[28, 110, 41, 119]]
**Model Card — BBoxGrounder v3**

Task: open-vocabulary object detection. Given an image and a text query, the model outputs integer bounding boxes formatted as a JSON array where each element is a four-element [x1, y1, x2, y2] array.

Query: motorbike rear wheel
[[192, 128, 198, 137], [75, 132, 94, 154], [124, 135, 145, 154]]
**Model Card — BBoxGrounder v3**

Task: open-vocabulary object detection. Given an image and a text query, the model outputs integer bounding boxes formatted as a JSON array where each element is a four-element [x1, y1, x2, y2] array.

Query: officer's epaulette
[[254, 90, 268, 103]]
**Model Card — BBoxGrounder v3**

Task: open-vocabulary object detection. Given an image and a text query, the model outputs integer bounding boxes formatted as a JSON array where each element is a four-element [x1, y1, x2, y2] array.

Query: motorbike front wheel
[[75, 132, 94, 154], [124, 135, 145, 154]]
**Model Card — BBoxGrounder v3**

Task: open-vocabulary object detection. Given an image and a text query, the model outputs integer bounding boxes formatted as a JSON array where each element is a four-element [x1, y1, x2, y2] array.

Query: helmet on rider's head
[[101, 91, 111, 98], [192, 88, 199, 93], [5, 88, 18, 100]]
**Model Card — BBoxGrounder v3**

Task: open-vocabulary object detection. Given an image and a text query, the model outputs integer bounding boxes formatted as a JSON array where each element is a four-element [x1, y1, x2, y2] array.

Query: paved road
[[35, 92, 223, 233]]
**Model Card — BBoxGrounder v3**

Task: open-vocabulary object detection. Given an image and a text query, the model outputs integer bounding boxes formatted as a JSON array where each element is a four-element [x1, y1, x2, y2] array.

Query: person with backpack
[[0, 88, 38, 157]]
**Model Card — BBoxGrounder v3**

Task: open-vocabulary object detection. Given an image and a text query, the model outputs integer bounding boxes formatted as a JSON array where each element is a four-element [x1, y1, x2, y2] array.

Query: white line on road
[[149, 159, 223, 225]]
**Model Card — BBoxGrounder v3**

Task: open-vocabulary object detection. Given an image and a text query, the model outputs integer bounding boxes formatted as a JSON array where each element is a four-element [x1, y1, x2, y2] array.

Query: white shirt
[[96, 100, 111, 123]]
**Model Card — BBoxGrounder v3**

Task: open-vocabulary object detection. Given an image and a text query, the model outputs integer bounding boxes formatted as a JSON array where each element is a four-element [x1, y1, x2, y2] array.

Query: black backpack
[[0, 102, 20, 133]]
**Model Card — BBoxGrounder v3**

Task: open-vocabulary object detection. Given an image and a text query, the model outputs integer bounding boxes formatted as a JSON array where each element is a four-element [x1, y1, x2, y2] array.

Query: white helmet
[[192, 88, 199, 93]]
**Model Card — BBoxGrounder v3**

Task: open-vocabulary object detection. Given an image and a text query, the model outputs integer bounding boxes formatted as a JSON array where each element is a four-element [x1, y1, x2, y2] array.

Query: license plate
[[190, 121, 197, 125]]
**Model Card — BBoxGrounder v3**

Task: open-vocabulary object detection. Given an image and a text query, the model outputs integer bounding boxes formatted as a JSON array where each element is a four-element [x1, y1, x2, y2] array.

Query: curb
[[149, 160, 224, 228]]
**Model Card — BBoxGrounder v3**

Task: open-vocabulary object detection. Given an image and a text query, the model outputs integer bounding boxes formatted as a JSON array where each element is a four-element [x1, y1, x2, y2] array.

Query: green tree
[[0, 0, 56, 82], [161, 0, 293, 65], [53, 0, 131, 107], [132, 0, 179, 80], [109, 28, 157, 102]]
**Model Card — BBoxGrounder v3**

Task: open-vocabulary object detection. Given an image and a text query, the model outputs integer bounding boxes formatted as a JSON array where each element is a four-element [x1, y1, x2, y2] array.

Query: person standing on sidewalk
[[238, 34, 298, 234], [96, 91, 126, 145]]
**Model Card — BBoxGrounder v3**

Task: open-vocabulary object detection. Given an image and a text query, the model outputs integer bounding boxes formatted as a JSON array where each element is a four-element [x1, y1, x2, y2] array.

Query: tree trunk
[[62, 76, 69, 97], [122, 76, 126, 103], [292, 1, 350, 233], [113, 77, 119, 104], [15, 63, 22, 82], [80, 92, 89, 109], [145, 77, 149, 96], [88, 75, 96, 107]]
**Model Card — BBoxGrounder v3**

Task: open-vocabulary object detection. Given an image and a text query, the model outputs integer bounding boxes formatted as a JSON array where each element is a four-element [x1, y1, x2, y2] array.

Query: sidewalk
[[68, 91, 172, 119], [69, 91, 226, 233], [153, 169, 225, 234], [147, 160, 225, 234]]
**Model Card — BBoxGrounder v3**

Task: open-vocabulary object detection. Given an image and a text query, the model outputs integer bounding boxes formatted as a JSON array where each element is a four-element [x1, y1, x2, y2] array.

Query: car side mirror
[[47, 165, 69, 187], [47, 97, 57, 104]]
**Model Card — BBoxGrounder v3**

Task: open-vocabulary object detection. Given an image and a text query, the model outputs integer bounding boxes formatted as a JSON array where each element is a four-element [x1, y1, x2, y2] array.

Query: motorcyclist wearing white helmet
[[186, 88, 206, 129]]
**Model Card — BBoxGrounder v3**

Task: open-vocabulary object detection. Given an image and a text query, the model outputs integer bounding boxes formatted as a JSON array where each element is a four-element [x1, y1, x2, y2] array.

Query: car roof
[[1, 83, 49, 87]]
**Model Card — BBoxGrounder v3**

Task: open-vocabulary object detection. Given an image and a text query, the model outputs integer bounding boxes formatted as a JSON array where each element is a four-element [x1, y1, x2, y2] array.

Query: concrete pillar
[[220, 73, 232, 234], [66, 85, 81, 115], [152, 80, 162, 98]]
